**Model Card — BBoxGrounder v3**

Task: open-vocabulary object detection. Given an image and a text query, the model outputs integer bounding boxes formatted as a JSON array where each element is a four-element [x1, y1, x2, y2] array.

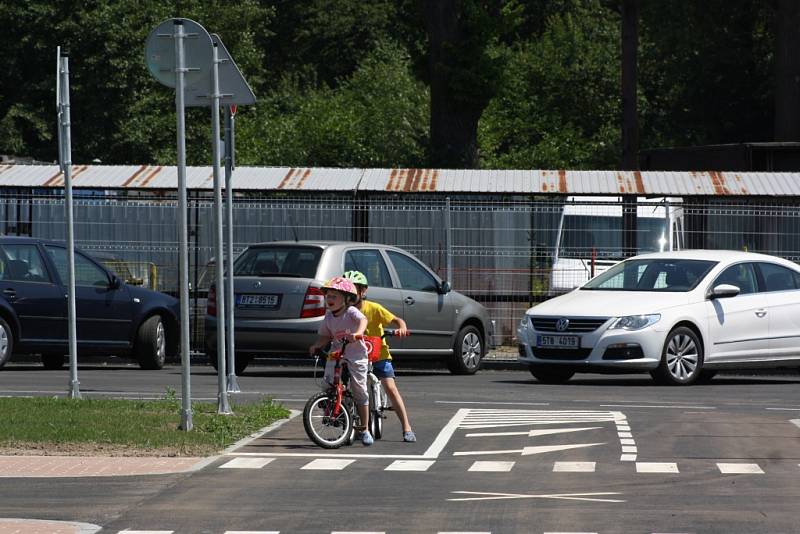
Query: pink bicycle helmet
[[322, 276, 358, 299]]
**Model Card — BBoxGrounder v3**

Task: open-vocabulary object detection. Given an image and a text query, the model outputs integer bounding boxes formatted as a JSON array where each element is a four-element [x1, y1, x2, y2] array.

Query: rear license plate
[[536, 335, 579, 348], [236, 293, 280, 307]]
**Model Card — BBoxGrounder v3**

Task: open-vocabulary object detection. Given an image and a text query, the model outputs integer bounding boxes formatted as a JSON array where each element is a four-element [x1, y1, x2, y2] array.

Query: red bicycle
[[302, 333, 395, 448]]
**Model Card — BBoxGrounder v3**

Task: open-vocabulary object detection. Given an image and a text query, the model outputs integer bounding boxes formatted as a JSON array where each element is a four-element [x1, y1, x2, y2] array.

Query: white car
[[518, 250, 800, 385]]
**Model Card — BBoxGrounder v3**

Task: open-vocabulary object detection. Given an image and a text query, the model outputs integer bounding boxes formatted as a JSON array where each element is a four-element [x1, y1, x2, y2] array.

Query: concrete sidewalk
[[0, 455, 204, 478]]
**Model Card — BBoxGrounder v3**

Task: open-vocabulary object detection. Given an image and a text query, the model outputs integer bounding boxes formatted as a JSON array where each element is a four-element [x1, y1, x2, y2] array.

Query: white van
[[549, 196, 684, 294]]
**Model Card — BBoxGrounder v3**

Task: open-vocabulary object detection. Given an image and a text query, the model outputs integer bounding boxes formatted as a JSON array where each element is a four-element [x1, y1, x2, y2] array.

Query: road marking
[[422, 408, 469, 458], [301, 459, 355, 470], [600, 404, 715, 409], [620, 453, 637, 461], [791, 419, 800, 429], [466, 427, 601, 438], [219, 458, 274, 469], [620, 438, 636, 445], [118, 531, 173, 534], [468, 461, 515, 472], [453, 443, 605, 457], [448, 491, 625, 503], [438, 532, 491, 534], [225, 531, 280, 534], [618, 431, 632, 438], [621, 446, 638, 453], [384, 460, 435, 471], [636, 462, 679, 473], [717, 463, 764, 474], [437, 401, 549, 406], [331, 531, 385, 534], [553, 461, 596, 472], [544, 532, 598, 534]]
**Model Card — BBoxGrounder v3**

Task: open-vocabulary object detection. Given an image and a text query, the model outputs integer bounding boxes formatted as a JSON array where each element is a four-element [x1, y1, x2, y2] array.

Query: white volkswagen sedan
[[518, 250, 800, 385]]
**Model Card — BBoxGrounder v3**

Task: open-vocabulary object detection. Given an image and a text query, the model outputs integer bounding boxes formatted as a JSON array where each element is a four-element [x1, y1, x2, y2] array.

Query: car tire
[[41, 353, 64, 370], [651, 326, 703, 386], [136, 315, 167, 370], [0, 317, 13, 369], [447, 325, 483, 375], [529, 366, 575, 384], [207, 349, 251, 375]]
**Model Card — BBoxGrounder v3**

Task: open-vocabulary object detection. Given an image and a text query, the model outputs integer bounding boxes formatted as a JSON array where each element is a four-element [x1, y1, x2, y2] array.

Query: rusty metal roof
[[0, 165, 798, 196]]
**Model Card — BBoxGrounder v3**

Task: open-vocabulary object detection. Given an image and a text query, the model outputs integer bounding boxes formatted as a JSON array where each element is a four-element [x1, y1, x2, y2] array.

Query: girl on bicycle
[[343, 270, 416, 443], [309, 276, 374, 446]]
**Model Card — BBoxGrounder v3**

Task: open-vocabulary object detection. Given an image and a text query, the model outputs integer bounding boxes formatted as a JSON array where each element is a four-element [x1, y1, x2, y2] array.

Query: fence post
[[445, 196, 452, 282]]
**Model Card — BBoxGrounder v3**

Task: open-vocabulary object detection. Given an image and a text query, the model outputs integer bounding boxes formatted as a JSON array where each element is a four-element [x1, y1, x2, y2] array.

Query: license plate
[[236, 294, 279, 307], [537, 335, 579, 348]]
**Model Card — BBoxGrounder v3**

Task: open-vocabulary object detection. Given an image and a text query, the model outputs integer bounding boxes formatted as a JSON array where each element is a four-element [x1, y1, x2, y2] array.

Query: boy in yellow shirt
[[343, 270, 416, 442]]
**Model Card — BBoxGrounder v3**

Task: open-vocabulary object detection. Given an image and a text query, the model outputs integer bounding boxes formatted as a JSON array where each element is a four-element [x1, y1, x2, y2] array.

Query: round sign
[[144, 18, 213, 89]]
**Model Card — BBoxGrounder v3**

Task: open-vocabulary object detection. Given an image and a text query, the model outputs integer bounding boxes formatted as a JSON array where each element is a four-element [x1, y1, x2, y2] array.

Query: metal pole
[[60, 55, 80, 400], [445, 197, 452, 282], [174, 20, 193, 431], [224, 106, 240, 393], [211, 42, 232, 414]]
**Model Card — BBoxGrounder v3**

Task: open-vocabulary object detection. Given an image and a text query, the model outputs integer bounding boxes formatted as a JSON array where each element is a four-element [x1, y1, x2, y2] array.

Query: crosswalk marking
[[636, 462, 679, 474], [301, 458, 355, 470], [717, 463, 764, 474], [553, 461, 596, 472], [219, 458, 274, 469], [385, 460, 435, 471], [468, 461, 515, 472]]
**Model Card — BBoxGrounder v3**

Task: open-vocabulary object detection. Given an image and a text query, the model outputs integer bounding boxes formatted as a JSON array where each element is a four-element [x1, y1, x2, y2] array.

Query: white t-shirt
[[318, 305, 368, 361]]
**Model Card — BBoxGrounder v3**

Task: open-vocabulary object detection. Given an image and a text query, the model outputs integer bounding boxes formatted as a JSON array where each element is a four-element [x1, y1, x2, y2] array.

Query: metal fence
[[3, 190, 800, 350]]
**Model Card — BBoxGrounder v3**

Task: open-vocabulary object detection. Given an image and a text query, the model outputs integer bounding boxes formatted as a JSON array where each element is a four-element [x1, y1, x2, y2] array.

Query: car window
[[45, 246, 110, 287], [582, 259, 715, 292], [344, 250, 393, 288], [234, 247, 322, 278], [713, 263, 758, 295], [387, 251, 438, 292], [758, 262, 799, 292], [0, 244, 50, 283]]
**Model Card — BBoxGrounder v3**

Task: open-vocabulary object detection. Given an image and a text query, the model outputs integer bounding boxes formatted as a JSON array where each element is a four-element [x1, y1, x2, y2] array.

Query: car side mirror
[[109, 275, 121, 290], [708, 283, 739, 299], [439, 280, 451, 294]]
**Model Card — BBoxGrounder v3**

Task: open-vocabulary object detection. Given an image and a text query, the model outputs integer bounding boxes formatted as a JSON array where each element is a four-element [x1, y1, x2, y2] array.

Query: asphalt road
[[1, 361, 800, 534]]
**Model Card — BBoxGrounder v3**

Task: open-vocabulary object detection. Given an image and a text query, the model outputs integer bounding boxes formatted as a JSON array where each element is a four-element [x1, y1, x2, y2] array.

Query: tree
[[422, 1, 520, 168]]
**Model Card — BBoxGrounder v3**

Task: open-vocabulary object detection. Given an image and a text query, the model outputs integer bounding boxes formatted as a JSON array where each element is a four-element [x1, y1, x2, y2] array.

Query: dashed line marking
[[219, 458, 274, 469], [636, 462, 679, 474], [384, 460, 435, 471], [717, 463, 764, 474], [553, 461, 596, 473], [468, 461, 515, 472], [301, 459, 355, 470]]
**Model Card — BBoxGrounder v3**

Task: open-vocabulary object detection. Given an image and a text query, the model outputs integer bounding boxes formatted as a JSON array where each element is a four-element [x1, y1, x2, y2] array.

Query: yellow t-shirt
[[359, 300, 396, 361]]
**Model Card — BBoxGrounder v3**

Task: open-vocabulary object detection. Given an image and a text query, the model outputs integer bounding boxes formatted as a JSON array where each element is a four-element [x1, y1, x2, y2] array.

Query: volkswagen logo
[[555, 318, 570, 332], [253, 281, 262, 288]]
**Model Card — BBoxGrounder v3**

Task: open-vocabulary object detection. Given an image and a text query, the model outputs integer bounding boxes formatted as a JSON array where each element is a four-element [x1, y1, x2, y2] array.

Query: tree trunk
[[774, 0, 800, 141], [621, 0, 639, 170], [424, 0, 482, 168]]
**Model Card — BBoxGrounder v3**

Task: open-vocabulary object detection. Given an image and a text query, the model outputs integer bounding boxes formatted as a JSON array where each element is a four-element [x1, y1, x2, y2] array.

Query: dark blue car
[[0, 237, 179, 370]]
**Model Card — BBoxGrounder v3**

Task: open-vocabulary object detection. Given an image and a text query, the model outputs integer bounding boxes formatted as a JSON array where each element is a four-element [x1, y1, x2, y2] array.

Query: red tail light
[[301, 286, 325, 318], [207, 286, 217, 317]]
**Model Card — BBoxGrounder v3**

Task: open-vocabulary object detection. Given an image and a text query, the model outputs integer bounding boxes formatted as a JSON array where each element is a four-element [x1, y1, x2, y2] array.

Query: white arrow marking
[[448, 491, 625, 503], [522, 443, 605, 455], [466, 427, 601, 438], [791, 419, 800, 429]]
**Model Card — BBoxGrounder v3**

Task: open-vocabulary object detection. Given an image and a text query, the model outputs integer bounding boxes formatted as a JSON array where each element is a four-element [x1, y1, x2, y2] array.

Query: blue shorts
[[372, 359, 396, 379]]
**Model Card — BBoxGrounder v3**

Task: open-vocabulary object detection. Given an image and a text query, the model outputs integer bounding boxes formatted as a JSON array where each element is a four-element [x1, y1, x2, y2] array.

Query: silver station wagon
[[205, 241, 494, 375]]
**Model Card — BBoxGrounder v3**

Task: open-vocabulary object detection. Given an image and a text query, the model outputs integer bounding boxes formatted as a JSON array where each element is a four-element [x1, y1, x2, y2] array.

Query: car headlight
[[609, 314, 661, 331]]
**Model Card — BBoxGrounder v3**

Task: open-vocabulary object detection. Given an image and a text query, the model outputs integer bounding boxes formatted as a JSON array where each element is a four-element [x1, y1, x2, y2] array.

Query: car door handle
[[404, 296, 415, 305], [755, 309, 767, 318], [2, 288, 16, 300]]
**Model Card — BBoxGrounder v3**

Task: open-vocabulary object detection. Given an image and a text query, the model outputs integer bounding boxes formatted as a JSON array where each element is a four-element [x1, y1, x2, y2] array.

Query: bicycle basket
[[362, 335, 382, 362]]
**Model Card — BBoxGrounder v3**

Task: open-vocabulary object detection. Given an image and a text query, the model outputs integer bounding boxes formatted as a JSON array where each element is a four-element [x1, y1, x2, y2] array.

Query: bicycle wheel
[[370, 380, 386, 439], [303, 391, 352, 449]]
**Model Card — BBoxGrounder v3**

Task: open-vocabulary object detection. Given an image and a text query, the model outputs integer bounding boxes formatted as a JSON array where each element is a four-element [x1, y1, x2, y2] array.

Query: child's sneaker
[[403, 430, 417, 443], [361, 430, 374, 446]]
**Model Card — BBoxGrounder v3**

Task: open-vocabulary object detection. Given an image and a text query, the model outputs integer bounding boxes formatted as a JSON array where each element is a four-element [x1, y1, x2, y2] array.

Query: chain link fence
[[3, 190, 799, 350]]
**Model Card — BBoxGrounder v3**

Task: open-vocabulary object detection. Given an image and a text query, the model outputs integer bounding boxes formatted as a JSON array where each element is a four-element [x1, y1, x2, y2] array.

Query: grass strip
[[0, 390, 290, 457]]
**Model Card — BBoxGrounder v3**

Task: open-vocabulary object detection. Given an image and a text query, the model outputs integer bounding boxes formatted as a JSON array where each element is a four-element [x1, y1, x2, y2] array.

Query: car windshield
[[233, 246, 322, 278], [581, 258, 717, 291]]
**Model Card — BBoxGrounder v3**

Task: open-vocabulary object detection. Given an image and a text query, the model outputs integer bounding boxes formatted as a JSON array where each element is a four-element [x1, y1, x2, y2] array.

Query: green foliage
[[479, 2, 621, 169], [237, 41, 429, 167]]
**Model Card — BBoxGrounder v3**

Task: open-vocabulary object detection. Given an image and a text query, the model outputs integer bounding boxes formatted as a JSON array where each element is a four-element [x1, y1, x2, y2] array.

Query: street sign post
[[56, 49, 80, 400], [145, 18, 214, 430]]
